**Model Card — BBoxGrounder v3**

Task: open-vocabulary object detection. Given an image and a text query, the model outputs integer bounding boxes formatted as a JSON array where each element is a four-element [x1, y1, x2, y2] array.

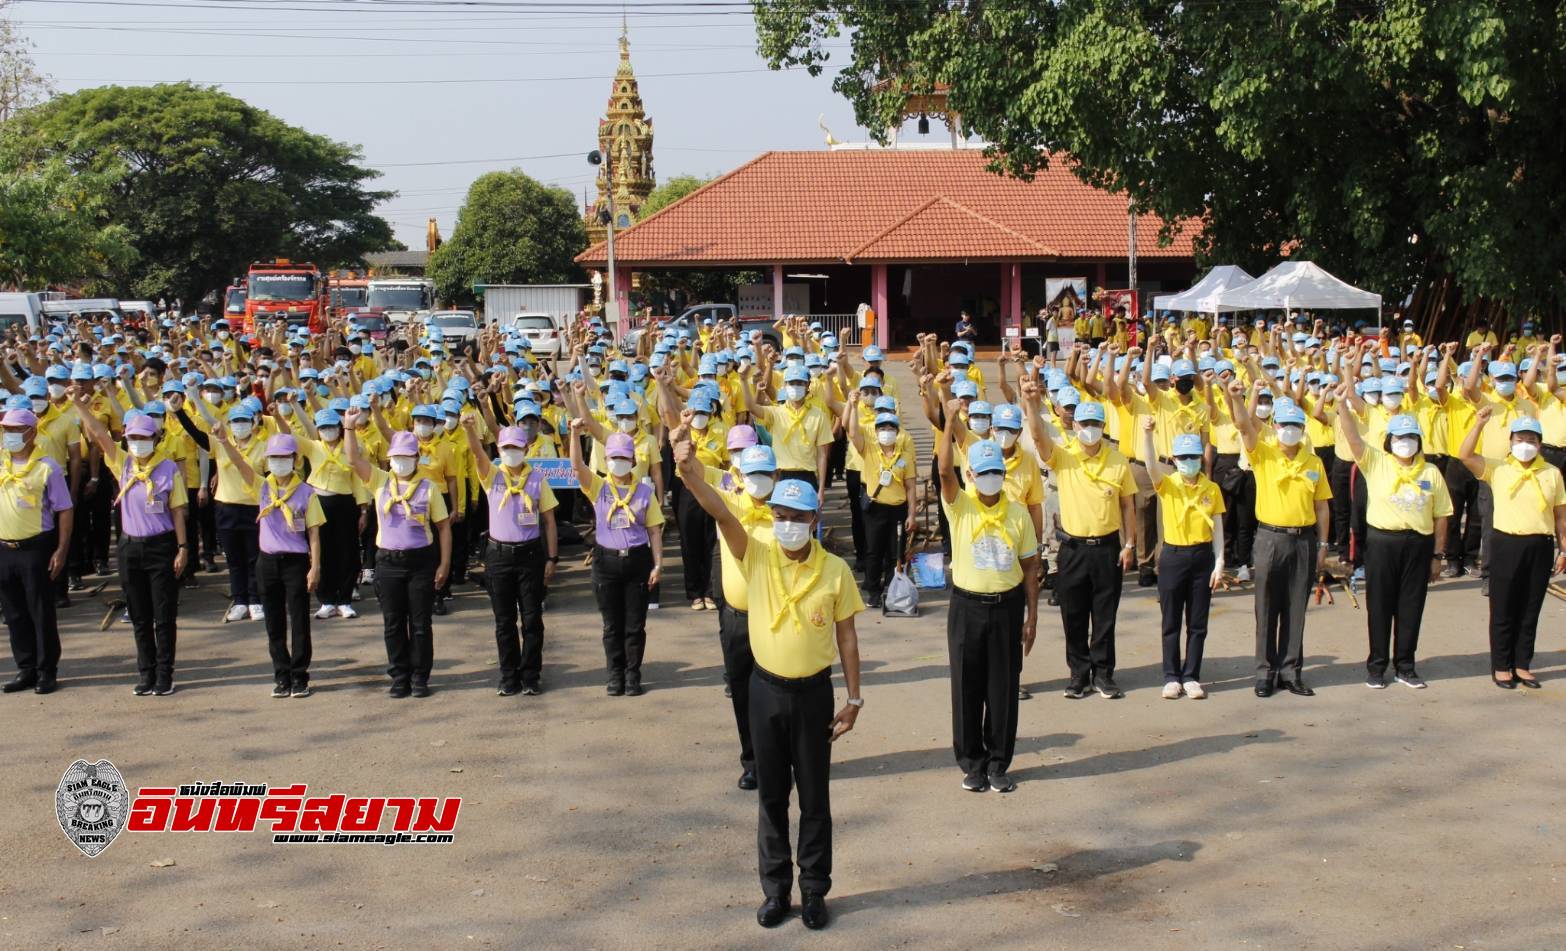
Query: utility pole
[[1127, 195, 1138, 307]]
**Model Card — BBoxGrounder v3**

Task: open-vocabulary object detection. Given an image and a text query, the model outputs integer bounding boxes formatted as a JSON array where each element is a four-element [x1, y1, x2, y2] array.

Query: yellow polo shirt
[[1155, 473, 1225, 546], [1532, 388, 1566, 447], [1130, 389, 1211, 459], [860, 432, 916, 508], [754, 402, 834, 473], [1250, 440, 1331, 527], [296, 435, 357, 496], [0, 449, 70, 539], [1476, 392, 1539, 459], [1358, 448, 1453, 535], [942, 488, 1038, 593], [1000, 445, 1045, 509], [741, 540, 862, 679], [704, 466, 772, 611], [214, 434, 268, 505], [1412, 393, 1451, 456], [1048, 442, 1136, 537], [1482, 455, 1566, 536]]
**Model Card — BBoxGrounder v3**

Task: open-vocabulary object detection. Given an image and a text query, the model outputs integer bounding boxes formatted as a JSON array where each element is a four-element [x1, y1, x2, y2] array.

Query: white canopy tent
[[1152, 265, 1255, 314], [1214, 261, 1382, 316]]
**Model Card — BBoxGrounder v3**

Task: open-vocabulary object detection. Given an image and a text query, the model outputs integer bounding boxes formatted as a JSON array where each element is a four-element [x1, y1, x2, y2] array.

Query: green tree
[[755, 1, 1566, 324], [428, 170, 586, 306], [635, 174, 760, 312], [0, 8, 52, 123], [0, 83, 395, 302], [0, 160, 134, 291]]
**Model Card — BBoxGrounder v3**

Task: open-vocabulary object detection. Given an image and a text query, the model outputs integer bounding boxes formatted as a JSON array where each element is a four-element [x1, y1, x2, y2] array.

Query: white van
[[0, 292, 44, 335]]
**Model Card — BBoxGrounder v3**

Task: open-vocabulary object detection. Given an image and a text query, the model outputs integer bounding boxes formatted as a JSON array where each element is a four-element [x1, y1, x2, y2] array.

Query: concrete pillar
[[1009, 262, 1023, 334], [872, 264, 889, 350], [614, 269, 632, 336], [772, 263, 785, 320]]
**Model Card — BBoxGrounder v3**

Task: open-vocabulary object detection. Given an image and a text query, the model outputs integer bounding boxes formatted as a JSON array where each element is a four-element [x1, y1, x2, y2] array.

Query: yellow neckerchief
[[1272, 444, 1315, 487], [382, 474, 427, 524], [116, 451, 169, 505], [603, 475, 639, 524], [781, 399, 812, 442], [1076, 443, 1119, 493], [497, 463, 534, 513], [316, 436, 349, 476], [1388, 455, 1429, 495], [966, 486, 1016, 549], [766, 538, 824, 628], [1505, 455, 1552, 511], [1171, 392, 1206, 432], [1165, 474, 1215, 529], [258, 473, 304, 530], [0, 448, 46, 507]]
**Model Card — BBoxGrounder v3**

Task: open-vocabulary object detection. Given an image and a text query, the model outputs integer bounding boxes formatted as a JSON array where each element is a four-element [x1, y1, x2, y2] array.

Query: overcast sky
[[12, 0, 923, 247]]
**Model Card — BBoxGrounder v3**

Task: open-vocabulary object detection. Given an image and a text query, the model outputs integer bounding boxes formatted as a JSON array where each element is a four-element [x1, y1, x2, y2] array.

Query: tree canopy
[[755, 1, 1566, 324], [0, 82, 396, 302], [0, 160, 134, 291], [427, 170, 586, 306]]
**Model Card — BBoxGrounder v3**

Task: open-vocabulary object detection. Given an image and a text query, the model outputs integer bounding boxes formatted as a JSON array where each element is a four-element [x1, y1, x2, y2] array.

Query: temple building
[[585, 27, 656, 246]]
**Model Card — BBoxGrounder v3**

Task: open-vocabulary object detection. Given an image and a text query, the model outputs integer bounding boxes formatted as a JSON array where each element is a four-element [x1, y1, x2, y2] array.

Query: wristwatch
[[845, 697, 864, 708], [546, 555, 559, 563]]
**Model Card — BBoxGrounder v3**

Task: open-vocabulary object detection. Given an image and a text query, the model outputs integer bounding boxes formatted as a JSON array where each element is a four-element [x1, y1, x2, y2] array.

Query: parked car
[[0, 292, 44, 334], [429, 310, 480, 349], [510, 312, 563, 359], [346, 312, 390, 341]]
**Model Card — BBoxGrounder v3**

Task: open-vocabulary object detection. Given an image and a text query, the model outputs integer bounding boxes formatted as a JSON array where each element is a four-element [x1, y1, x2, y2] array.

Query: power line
[[55, 65, 777, 85]]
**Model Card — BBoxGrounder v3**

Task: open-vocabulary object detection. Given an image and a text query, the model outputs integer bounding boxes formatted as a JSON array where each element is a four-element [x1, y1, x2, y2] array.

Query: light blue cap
[[1386, 414, 1421, 438], [1172, 433, 1203, 457], [993, 403, 1023, 430], [857, 375, 883, 391], [1172, 359, 1196, 378], [612, 399, 638, 417], [226, 405, 255, 422], [1074, 401, 1105, 423], [768, 478, 818, 511], [411, 403, 439, 419], [162, 380, 186, 395], [874, 412, 900, 428], [1056, 386, 1081, 407], [737, 445, 777, 474], [873, 396, 897, 413], [515, 400, 541, 418], [967, 439, 1006, 475], [44, 365, 68, 381], [1361, 377, 1383, 393], [1381, 377, 1405, 395], [783, 365, 810, 384], [947, 350, 971, 366], [1274, 403, 1307, 425], [863, 345, 884, 362], [1489, 361, 1518, 378], [314, 409, 342, 427], [698, 355, 718, 375], [1510, 416, 1543, 436], [967, 400, 993, 417], [1150, 363, 1171, 382], [951, 379, 979, 399], [686, 392, 715, 413]]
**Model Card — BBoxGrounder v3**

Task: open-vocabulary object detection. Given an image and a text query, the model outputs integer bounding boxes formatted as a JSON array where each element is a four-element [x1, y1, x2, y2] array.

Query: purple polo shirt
[[257, 477, 323, 555], [116, 453, 184, 538], [0, 451, 73, 538], [484, 464, 558, 544], [370, 469, 449, 551], [581, 473, 663, 550]]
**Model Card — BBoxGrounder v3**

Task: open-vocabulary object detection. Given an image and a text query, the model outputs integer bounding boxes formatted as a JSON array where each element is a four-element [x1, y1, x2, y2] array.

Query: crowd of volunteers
[[2, 302, 1563, 930]]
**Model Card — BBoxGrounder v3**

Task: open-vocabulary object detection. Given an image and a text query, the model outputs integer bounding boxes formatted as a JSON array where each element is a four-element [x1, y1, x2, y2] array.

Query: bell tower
[[586, 22, 655, 245]]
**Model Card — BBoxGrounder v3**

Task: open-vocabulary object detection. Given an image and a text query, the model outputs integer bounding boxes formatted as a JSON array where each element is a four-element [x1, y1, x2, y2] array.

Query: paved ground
[[4, 367, 1565, 948]]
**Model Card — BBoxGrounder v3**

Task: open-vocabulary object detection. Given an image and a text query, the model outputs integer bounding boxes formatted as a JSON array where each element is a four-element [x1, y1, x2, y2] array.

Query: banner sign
[[527, 458, 579, 489]]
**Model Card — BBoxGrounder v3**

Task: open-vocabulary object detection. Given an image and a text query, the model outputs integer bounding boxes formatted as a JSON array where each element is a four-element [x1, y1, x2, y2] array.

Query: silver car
[[429, 310, 479, 345]]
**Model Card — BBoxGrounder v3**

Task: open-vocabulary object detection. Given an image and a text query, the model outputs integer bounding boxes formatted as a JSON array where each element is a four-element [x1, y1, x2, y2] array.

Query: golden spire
[[586, 17, 655, 246]]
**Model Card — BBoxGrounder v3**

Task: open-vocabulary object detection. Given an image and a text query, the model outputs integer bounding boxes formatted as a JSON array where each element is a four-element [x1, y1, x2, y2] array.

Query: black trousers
[[591, 544, 652, 679], [376, 545, 438, 684], [1316, 447, 1338, 547], [1330, 457, 1355, 557], [845, 469, 866, 559], [674, 476, 716, 601], [948, 586, 1024, 775], [1253, 527, 1314, 681], [1213, 454, 1256, 566], [1056, 534, 1123, 683], [1442, 457, 1481, 567], [860, 498, 905, 596], [440, 493, 461, 597], [181, 489, 203, 582], [316, 493, 360, 606], [0, 538, 58, 677], [360, 507, 378, 571], [1364, 528, 1434, 677], [197, 487, 218, 563], [1349, 468, 1369, 568], [215, 502, 260, 604], [257, 551, 312, 684], [750, 667, 833, 899], [1158, 543, 1214, 682], [1487, 531, 1552, 672], [485, 539, 547, 686], [1476, 482, 1494, 577], [719, 602, 755, 769], [119, 532, 179, 683], [826, 432, 847, 487]]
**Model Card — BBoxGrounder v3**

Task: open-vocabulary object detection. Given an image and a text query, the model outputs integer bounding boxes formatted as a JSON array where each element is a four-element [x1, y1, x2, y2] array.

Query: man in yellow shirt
[[749, 365, 834, 489], [1459, 410, 1566, 688], [0, 408, 75, 695], [845, 395, 916, 608], [1225, 385, 1331, 698], [937, 422, 1039, 793], [1144, 422, 1225, 700]]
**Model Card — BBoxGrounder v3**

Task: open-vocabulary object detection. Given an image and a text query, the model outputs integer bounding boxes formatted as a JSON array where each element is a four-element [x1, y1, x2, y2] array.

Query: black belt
[[1258, 523, 1310, 536], [1368, 527, 1427, 538], [1162, 541, 1210, 552], [489, 538, 543, 551], [0, 535, 50, 550], [753, 666, 830, 689], [595, 542, 650, 559], [123, 530, 177, 544], [954, 584, 1023, 605], [378, 545, 435, 562], [1057, 530, 1119, 547]]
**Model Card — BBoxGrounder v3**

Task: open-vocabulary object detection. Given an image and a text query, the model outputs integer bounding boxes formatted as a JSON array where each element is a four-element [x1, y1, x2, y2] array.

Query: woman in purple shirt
[[77, 403, 189, 697], [462, 416, 559, 696], [344, 414, 451, 699], [222, 433, 325, 699], [569, 424, 664, 696]]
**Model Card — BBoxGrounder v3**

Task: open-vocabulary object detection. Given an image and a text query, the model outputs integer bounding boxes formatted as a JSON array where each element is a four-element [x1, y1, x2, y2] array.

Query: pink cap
[[388, 431, 420, 457], [265, 434, 297, 457], [726, 424, 758, 451], [497, 425, 527, 449], [124, 416, 158, 438], [606, 432, 636, 459], [2, 409, 37, 428]]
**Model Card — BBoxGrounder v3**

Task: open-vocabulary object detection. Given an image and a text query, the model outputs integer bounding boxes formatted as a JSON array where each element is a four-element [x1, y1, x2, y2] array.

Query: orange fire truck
[[243, 259, 326, 335], [326, 270, 370, 319]]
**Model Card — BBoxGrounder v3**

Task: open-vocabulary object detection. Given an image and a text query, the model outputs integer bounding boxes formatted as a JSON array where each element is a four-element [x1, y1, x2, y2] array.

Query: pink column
[[871, 264, 889, 350], [999, 263, 1011, 336], [1009, 263, 1023, 331], [613, 269, 632, 336], [772, 263, 785, 319]]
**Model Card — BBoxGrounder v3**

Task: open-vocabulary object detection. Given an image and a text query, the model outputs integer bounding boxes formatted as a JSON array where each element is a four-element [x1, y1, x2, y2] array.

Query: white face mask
[[1276, 425, 1305, 447], [444, 417, 459, 432], [969, 417, 991, 435], [230, 422, 253, 440], [413, 422, 435, 438], [1364, 392, 1382, 405], [1, 432, 24, 453], [1175, 458, 1202, 478], [499, 448, 526, 468], [617, 419, 638, 434], [995, 429, 1018, 449], [607, 457, 634, 477], [319, 427, 341, 443], [217, 331, 231, 341], [1255, 403, 1274, 420], [876, 428, 897, 447], [1511, 442, 1540, 463], [47, 383, 66, 400], [389, 456, 417, 477], [1384, 395, 1403, 410], [691, 414, 710, 431], [786, 385, 808, 403], [974, 473, 1006, 497], [1076, 426, 1102, 446], [267, 457, 295, 478], [127, 439, 155, 459], [743, 474, 774, 499], [773, 520, 811, 551], [1390, 437, 1419, 459], [30, 398, 47, 415]]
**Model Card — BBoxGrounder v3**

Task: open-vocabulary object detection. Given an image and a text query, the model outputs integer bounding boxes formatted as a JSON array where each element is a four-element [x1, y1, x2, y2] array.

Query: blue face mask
[[1175, 458, 1202, 478], [1494, 379, 1517, 398], [314, 384, 329, 398]]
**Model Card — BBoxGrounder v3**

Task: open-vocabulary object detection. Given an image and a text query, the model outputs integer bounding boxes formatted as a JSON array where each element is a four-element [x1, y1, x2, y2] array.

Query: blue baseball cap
[[612, 399, 638, 417], [161, 380, 186, 395], [947, 351, 972, 367], [515, 400, 541, 419], [768, 478, 818, 512], [873, 396, 897, 413], [1172, 359, 1196, 378], [967, 400, 993, 418], [857, 375, 883, 392], [862, 345, 884, 363], [1386, 414, 1421, 438], [410, 403, 439, 419], [993, 403, 1023, 430], [1074, 401, 1105, 424], [1381, 377, 1405, 395], [314, 409, 342, 427], [1488, 361, 1518, 379], [951, 379, 979, 399], [874, 412, 900, 428], [226, 405, 255, 422], [737, 445, 777, 474], [1511, 416, 1543, 436], [698, 355, 718, 376], [1360, 377, 1383, 394], [1056, 386, 1081, 408], [44, 365, 68, 381], [782, 365, 810, 385], [967, 439, 1007, 474], [1150, 363, 1171, 382], [1172, 433, 1203, 457], [1274, 403, 1307, 426], [686, 392, 716, 414]]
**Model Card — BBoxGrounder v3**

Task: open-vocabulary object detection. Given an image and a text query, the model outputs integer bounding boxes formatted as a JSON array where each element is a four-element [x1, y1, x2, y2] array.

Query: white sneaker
[[248, 604, 265, 621], [1161, 682, 1183, 700], [1183, 680, 1207, 700], [336, 604, 358, 619], [224, 603, 249, 622], [360, 568, 374, 584], [314, 604, 337, 620], [1235, 565, 1252, 582]]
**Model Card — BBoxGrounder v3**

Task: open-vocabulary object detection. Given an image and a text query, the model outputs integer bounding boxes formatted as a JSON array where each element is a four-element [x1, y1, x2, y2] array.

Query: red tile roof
[[576, 149, 1198, 267]]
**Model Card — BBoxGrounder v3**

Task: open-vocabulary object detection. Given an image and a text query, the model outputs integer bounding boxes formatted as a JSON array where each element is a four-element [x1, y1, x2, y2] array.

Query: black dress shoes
[[5, 674, 39, 693], [410, 681, 432, 699], [737, 768, 757, 791], [756, 896, 790, 928], [1282, 679, 1315, 697], [1254, 678, 1276, 698], [34, 674, 58, 694], [801, 892, 829, 930], [388, 681, 412, 699]]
